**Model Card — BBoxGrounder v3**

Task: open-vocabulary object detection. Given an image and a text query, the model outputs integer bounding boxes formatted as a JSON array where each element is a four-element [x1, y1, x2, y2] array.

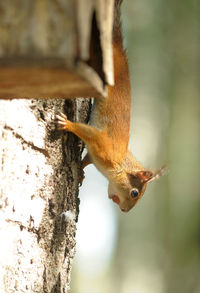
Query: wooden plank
[[76, 0, 114, 85], [0, 0, 114, 99], [0, 57, 106, 99]]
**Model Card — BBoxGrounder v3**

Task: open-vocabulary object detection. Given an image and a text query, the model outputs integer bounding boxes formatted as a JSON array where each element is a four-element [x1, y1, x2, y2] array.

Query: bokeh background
[[71, 0, 200, 292]]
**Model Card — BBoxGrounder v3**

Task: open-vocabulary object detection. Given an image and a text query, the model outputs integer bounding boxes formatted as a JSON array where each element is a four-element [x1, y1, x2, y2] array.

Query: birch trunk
[[0, 0, 114, 291], [0, 98, 90, 292]]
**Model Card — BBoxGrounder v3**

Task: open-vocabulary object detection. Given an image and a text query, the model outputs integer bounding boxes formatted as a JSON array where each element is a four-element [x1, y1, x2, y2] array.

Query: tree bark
[[0, 98, 90, 292], [0, 1, 114, 291]]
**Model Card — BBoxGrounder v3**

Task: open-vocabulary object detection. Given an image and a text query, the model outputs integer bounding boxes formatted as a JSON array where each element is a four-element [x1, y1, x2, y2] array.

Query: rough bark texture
[[0, 98, 90, 292], [0, 1, 114, 291]]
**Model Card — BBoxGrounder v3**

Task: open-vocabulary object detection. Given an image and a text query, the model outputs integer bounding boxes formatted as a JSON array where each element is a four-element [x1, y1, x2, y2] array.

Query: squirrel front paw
[[56, 112, 71, 130]]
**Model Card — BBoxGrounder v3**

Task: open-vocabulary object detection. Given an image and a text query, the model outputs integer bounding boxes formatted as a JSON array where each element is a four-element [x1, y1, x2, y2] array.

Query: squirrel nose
[[121, 207, 128, 213]]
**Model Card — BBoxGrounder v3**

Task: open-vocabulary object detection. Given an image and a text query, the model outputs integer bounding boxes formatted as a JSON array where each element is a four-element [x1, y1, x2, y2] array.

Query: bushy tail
[[113, 0, 123, 45]]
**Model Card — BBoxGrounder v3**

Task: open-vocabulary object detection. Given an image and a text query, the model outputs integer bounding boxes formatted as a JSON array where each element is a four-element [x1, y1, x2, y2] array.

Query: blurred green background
[[71, 0, 200, 292]]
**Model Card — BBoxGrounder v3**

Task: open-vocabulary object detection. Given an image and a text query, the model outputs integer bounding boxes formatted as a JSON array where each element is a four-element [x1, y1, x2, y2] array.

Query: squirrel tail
[[113, 0, 123, 46]]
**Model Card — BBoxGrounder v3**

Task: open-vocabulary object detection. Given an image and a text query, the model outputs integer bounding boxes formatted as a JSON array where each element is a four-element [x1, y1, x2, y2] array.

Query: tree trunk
[[0, 98, 90, 292], [0, 0, 114, 291]]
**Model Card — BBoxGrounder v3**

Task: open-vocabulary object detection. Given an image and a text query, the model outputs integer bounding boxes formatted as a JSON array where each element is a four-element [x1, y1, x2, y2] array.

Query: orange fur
[[56, 0, 165, 212]]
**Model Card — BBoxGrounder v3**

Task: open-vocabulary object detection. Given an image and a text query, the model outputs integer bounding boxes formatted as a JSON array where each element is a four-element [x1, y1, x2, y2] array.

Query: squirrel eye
[[131, 188, 139, 198]]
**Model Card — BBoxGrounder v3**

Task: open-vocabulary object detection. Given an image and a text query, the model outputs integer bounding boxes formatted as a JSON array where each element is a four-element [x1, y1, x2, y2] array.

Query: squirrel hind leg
[[82, 153, 92, 169], [79, 153, 92, 185]]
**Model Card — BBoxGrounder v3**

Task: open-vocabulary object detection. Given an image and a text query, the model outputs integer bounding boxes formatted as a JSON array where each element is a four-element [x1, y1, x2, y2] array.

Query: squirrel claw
[[56, 112, 69, 130], [56, 120, 67, 125], [56, 113, 68, 122]]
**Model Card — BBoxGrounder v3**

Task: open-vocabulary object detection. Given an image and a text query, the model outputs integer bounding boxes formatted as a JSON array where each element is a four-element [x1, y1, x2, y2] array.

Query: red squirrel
[[56, 0, 166, 212]]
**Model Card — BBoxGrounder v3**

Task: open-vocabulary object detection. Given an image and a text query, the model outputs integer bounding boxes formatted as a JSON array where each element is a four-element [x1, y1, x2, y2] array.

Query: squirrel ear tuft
[[137, 170, 154, 182], [139, 165, 168, 183]]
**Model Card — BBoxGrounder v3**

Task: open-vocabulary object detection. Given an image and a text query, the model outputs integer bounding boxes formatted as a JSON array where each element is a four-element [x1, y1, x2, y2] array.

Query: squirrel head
[[108, 165, 167, 212]]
